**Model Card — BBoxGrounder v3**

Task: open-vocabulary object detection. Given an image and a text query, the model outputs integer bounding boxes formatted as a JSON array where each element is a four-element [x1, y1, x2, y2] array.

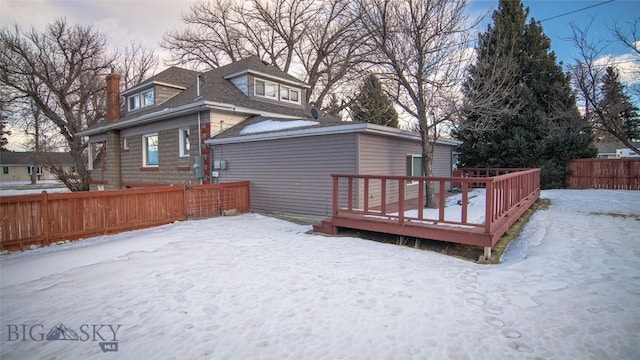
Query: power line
[[539, 0, 615, 22]]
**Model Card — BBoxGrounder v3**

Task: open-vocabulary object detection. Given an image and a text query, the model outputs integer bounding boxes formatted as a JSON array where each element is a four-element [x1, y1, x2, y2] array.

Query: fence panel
[[185, 181, 250, 219], [1, 181, 250, 250], [568, 159, 640, 190]]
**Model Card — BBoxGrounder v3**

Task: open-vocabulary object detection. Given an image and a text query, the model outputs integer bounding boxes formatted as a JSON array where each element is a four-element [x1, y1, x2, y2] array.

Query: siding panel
[[211, 133, 357, 216]]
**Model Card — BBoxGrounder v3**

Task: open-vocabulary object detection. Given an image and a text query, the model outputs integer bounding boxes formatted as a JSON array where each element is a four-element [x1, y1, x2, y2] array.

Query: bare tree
[[162, 0, 366, 108], [0, 19, 158, 190], [355, 0, 474, 207], [609, 16, 640, 101], [116, 42, 159, 90], [569, 20, 640, 154]]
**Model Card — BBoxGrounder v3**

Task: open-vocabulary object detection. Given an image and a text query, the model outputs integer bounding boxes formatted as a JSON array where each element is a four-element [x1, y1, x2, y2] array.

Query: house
[[0, 151, 75, 182], [78, 56, 460, 216], [78, 56, 310, 189], [595, 141, 640, 158]]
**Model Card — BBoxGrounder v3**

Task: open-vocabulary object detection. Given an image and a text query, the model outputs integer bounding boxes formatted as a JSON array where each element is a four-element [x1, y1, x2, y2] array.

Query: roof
[[79, 56, 311, 136], [596, 141, 640, 154], [121, 67, 196, 96], [0, 151, 75, 165], [207, 118, 462, 147]]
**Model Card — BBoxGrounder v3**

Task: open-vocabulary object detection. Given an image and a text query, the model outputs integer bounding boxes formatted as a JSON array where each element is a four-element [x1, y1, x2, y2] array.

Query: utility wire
[[539, 0, 615, 22]]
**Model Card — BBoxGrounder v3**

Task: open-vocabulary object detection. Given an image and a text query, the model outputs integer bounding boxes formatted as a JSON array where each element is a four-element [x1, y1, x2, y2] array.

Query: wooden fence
[[0, 181, 250, 251], [315, 169, 540, 257], [567, 159, 640, 190]]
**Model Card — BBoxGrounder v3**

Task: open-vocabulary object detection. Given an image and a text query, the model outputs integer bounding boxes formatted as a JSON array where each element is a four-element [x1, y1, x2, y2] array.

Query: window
[[280, 86, 300, 103], [141, 89, 154, 107], [179, 128, 190, 157], [254, 79, 277, 99], [122, 137, 130, 150], [406, 154, 422, 184], [143, 134, 159, 166], [88, 142, 105, 170], [128, 88, 155, 111], [27, 166, 43, 175], [3, 166, 9, 174]]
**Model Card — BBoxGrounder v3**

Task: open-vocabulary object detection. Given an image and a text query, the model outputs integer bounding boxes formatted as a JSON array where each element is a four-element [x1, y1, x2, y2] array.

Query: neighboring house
[[0, 151, 75, 182], [78, 56, 460, 216], [596, 141, 640, 158]]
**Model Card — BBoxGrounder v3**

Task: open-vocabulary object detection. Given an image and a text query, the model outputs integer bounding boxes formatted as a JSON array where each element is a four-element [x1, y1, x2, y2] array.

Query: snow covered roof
[[239, 119, 320, 135], [207, 117, 461, 147]]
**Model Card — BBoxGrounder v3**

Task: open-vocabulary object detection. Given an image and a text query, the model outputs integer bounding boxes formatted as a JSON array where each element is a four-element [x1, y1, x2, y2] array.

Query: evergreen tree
[[0, 120, 9, 151], [598, 67, 640, 144], [323, 93, 343, 121], [455, 0, 596, 188], [350, 73, 398, 127]]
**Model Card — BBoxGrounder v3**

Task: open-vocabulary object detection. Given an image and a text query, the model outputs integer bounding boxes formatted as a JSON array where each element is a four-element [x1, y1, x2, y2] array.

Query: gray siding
[[155, 84, 183, 106], [211, 133, 357, 216], [432, 142, 454, 178], [357, 134, 456, 208], [230, 75, 248, 96]]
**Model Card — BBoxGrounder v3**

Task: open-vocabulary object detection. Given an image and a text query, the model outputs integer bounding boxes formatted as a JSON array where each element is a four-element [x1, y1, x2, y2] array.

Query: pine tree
[[598, 67, 640, 145], [323, 93, 343, 121], [350, 73, 398, 127], [455, 0, 595, 188]]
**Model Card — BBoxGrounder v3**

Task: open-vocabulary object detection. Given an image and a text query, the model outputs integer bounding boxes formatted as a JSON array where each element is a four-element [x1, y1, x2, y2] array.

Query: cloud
[[0, 0, 190, 66], [595, 53, 640, 85]]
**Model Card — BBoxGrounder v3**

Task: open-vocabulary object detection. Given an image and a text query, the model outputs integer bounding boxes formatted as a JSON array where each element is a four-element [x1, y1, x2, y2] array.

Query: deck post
[[398, 180, 405, 224], [484, 246, 492, 259], [332, 175, 339, 215]]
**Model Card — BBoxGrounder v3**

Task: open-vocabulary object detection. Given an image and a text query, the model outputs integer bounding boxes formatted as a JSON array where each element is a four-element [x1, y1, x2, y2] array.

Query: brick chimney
[[106, 72, 121, 123]]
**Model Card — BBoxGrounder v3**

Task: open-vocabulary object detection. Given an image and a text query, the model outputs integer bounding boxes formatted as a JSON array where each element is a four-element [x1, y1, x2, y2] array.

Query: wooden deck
[[313, 169, 541, 257]]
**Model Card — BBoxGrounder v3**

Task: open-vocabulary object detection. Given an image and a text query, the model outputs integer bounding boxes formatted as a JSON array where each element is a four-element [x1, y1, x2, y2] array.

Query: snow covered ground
[[0, 180, 69, 196], [1, 189, 639, 359]]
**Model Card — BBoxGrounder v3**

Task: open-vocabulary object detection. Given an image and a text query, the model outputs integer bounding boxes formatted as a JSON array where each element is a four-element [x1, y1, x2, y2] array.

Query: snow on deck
[[1, 189, 639, 359]]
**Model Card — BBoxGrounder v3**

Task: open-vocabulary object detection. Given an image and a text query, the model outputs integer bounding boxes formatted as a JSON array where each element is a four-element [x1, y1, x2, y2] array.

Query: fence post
[[42, 190, 49, 246]]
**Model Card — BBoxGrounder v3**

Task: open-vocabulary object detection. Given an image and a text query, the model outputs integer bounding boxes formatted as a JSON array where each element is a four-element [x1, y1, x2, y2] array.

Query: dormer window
[[255, 79, 278, 99], [281, 86, 300, 104], [128, 88, 155, 111]]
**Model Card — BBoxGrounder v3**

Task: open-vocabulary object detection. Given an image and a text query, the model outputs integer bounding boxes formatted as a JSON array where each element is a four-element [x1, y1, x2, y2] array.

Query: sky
[[1, 0, 637, 72], [1, 189, 639, 358], [0, 0, 638, 149]]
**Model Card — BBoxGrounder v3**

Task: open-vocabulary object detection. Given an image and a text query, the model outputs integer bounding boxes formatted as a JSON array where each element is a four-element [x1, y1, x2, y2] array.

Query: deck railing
[[329, 168, 540, 250]]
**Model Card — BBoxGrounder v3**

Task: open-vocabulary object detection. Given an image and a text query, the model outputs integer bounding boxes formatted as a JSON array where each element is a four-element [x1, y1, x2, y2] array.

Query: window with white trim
[[2, 166, 8, 174], [128, 88, 155, 111], [179, 127, 190, 157], [254, 78, 278, 99], [122, 137, 130, 150], [143, 133, 159, 166], [27, 166, 43, 175], [406, 154, 422, 184], [280, 86, 300, 103]]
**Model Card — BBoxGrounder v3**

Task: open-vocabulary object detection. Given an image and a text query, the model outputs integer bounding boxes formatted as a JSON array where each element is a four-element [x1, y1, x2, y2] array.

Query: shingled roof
[[79, 56, 312, 136], [0, 151, 74, 165]]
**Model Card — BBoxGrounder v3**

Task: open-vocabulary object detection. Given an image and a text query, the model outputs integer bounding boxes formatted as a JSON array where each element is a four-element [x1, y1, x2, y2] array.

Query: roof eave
[[224, 69, 310, 89], [77, 101, 306, 137], [207, 122, 462, 145]]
